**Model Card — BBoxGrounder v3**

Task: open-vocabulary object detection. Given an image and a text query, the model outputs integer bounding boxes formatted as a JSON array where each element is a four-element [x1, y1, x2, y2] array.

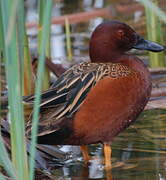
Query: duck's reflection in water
[[59, 145, 113, 179], [62, 160, 113, 180]]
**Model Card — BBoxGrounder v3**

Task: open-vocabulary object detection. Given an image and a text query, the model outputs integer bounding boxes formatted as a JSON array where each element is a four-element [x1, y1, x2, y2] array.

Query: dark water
[[23, 0, 166, 179]]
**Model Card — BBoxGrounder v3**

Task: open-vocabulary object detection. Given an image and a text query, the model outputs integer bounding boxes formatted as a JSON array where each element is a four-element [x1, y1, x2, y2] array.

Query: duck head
[[89, 20, 165, 63]]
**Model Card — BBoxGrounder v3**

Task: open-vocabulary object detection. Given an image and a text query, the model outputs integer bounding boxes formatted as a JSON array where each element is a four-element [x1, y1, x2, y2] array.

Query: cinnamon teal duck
[[25, 20, 165, 168]]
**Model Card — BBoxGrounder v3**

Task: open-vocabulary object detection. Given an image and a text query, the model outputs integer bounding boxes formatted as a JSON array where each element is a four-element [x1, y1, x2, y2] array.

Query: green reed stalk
[[38, 0, 53, 90], [144, 0, 165, 67], [23, 33, 34, 95], [0, 5, 4, 118], [0, 11, 4, 61], [16, 0, 34, 96], [65, 18, 72, 61], [29, 1, 53, 180], [139, 0, 166, 23], [0, 0, 29, 179], [0, 174, 6, 180], [0, 134, 17, 180]]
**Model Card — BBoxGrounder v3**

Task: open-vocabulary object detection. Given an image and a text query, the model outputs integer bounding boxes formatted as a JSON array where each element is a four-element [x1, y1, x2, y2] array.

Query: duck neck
[[89, 44, 125, 63], [90, 49, 125, 63]]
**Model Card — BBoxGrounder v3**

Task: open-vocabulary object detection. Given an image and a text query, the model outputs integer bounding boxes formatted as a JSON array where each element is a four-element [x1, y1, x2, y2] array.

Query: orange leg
[[80, 145, 90, 163], [104, 143, 112, 170]]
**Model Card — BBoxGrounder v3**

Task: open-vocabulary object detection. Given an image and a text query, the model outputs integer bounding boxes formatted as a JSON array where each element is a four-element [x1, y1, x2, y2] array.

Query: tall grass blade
[[16, 0, 34, 96], [0, 8, 4, 61], [0, 174, 7, 180], [0, 2, 4, 118], [0, 134, 17, 180], [38, 0, 53, 90], [65, 18, 72, 61], [0, 0, 29, 179], [138, 0, 166, 23], [23, 33, 34, 95], [144, 0, 165, 67], [29, 1, 53, 180], [16, 0, 25, 81]]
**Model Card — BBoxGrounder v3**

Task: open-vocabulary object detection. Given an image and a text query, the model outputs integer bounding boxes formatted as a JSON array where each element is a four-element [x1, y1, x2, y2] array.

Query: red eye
[[117, 29, 125, 39]]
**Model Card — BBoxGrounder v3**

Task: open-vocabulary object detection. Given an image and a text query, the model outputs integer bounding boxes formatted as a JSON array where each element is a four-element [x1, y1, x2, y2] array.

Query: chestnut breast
[[73, 58, 151, 144]]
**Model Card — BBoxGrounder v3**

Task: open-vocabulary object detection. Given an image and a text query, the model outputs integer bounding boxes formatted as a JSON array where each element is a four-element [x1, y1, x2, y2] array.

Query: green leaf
[[29, 1, 53, 180]]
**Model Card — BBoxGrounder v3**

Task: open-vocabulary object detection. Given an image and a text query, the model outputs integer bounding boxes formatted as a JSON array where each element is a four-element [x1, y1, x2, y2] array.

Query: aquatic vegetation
[[0, 0, 53, 179]]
